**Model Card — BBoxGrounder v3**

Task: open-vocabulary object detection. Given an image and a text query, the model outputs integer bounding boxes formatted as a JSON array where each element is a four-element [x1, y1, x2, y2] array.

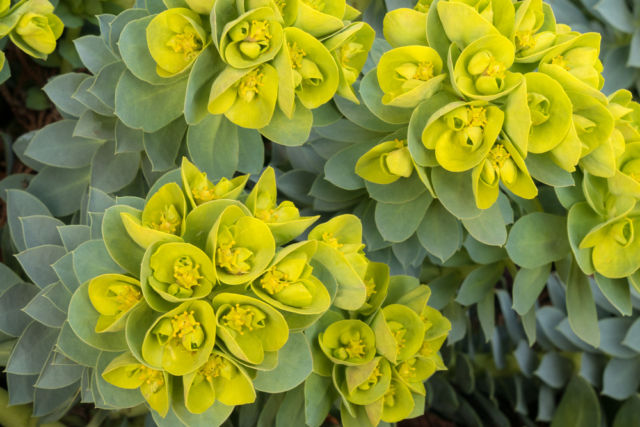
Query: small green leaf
[[417, 201, 462, 262], [506, 213, 571, 268], [512, 264, 551, 315], [456, 263, 504, 306], [566, 260, 600, 347]]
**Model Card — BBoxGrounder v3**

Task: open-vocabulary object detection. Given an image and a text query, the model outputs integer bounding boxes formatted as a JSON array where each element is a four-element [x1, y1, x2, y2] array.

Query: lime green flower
[[324, 22, 375, 103], [334, 357, 392, 405], [182, 350, 256, 413], [372, 304, 425, 364], [245, 166, 319, 244], [88, 274, 142, 333], [422, 102, 504, 172], [607, 90, 640, 143], [356, 138, 414, 185], [121, 183, 187, 249], [145, 242, 215, 302], [208, 64, 279, 129], [319, 319, 376, 366], [181, 158, 249, 208], [218, 7, 283, 69], [212, 293, 289, 365], [294, 0, 345, 38], [383, 8, 428, 48], [9, 1, 63, 59], [380, 379, 414, 423], [356, 261, 390, 316], [252, 240, 331, 317], [274, 27, 339, 117], [513, 0, 556, 62], [309, 214, 368, 276], [206, 205, 276, 285], [185, 0, 215, 14], [377, 46, 446, 108], [540, 32, 604, 90], [472, 140, 537, 209], [146, 8, 207, 77], [142, 300, 216, 375], [394, 356, 437, 395], [453, 34, 523, 101], [103, 353, 170, 416], [0, 0, 9, 16]]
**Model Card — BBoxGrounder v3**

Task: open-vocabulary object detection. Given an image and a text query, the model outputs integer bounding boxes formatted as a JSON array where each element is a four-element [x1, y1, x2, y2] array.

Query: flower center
[[528, 92, 551, 126], [383, 383, 397, 407], [200, 354, 234, 381], [260, 266, 290, 295], [322, 232, 343, 249], [413, 0, 432, 12], [172, 256, 202, 292], [107, 283, 141, 313], [388, 320, 407, 350], [467, 106, 488, 128], [289, 42, 307, 69], [515, 30, 536, 50], [216, 227, 253, 275], [166, 28, 202, 61], [192, 175, 233, 203], [302, 0, 325, 11], [222, 304, 266, 334], [364, 277, 377, 299], [551, 55, 569, 70], [334, 331, 367, 360], [482, 144, 517, 186], [611, 218, 634, 247], [137, 366, 165, 394], [237, 68, 265, 102], [358, 363, 383, 391], [397, 358, 417, 381], [150, 205, 181, 235]]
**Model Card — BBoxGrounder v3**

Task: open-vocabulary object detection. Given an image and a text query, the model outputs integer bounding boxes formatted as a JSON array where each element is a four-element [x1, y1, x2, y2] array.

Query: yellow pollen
[[515, 30, 536, 50], [551, 55, 570, 70], [200, 354, 233, 382], [260, 266, 290, 295], [384, 383, 397, 407], [488, 144, 511, 170], [216, 238, 253, 275], [137, 366, 165, 393], [358, 364, 383, 390], [222, 304, 257, 335], [345, 338, 367, 359], [414, 61, 434, 81], [151, 205, 181, 235], [237, 68, 264, 102], [483, 57, 506, 78], [321, 232, 343, 249], [339, 41, 363, 66], [289, 42, 307, 69], [108, 284, 141, 313], [248, 20, 272, 42], [170, 310, 200, 339], [166, 30, 202, 61], [364, 278, 377, 299], [398, 359, 416, 380], [173, 256, 202, 290], [467, 106, 488, 128], [302, 0, 325, 11]]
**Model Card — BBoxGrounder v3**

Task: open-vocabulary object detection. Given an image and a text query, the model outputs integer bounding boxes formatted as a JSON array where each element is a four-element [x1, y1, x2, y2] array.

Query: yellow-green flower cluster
[[145, 0, 373, 129], [312, 280, 451, 426], [0, 0, 63, 71], [361, 0, 631, 211], [79, 158, 444, 419]]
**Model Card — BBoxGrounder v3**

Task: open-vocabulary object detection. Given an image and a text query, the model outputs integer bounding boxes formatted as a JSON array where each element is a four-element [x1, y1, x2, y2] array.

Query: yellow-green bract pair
[[144, 0, 374, 129], [314, 280, 451, 426], [359, 0, 617, 210], [0, 0, 63, 69]]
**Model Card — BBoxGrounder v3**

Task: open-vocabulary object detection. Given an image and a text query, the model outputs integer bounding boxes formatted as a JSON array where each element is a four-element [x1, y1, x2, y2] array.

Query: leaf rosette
[[146, 7, 207, 77], [212, 293, 289, 365], [141, 300, 217, 376]]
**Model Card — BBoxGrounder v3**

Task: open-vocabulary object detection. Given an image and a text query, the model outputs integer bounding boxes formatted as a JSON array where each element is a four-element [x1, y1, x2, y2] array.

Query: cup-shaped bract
[[245, 166, 319, 244], [422, 102, 504, 173], [146, 8, 207, 77], [394, 355, 437, 395], [324, 22, 375, 103], [372, 304, 425, 364], [181, 157, 249, 208], [319, 319, 376, 366], [579, 212, 640, 278], [219, 7, 284, 69], [275, 27, 339, 114], [9, 3, 63, 59], [102, 353, 170, 416], [141, 300, 216, 376], [357, 261, 390, 316], [294, 0, 345, 38], [418, 305, 451, 362], [145, 242, 215, 302], [207, 205, 276, 285], [121, 183, 187, 249], [208, 64, 279, 129], [377, 45, 446, 108], [513, 0, 557, 62], [453, 34, 522, 101], [182, 350, 256, 413], [383, 7, 428, 48], [335, 357, 392, 406], [88, 274, 143, 333], [472, 140, 537, 209], [380, 378, 415, 423], [355, 138, 415, 185], [308, 214, 368, 276], [186, 0, 215, 14], [610, 142, 640, 198], [524, 71, 573, 154], [252, 240, 331, 314], [212, 293, 289, 364]]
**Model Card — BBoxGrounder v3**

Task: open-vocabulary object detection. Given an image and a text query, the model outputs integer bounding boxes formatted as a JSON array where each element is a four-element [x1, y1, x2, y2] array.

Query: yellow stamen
[[551, 55, 570, 70], [237, 68, 264, 102], [321, 232, 343, 249], [289, 42, 307, 69], [173, 256, 202, 290], [171, 310, 201, 339], [107, 284, 141, 313], [200, 354, 234, 382], [166, 28, 202, 61], [137, 366, 165, 394], [260, 266, 290, 295], [222, 304, 262, 335], [150, 205, 181, 235]]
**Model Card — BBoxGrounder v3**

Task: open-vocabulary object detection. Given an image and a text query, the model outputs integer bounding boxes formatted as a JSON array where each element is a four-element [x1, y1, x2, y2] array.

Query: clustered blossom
[[359, 0, 640, 218], [75, 158, 449, 422], [145, 0, 374, 130]]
